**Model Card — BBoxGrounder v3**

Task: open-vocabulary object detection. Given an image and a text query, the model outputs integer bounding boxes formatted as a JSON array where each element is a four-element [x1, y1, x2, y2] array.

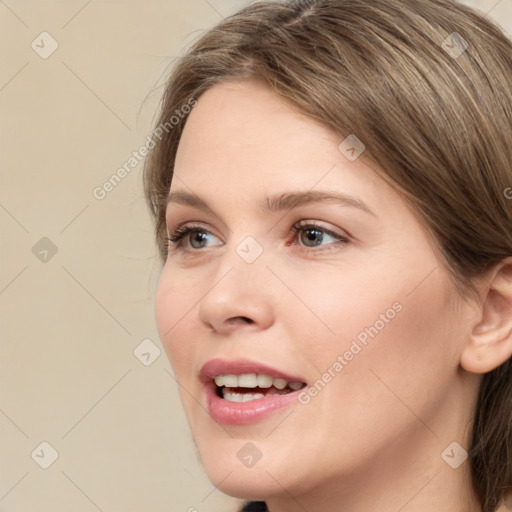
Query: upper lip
[[200, 358, 307, 385]]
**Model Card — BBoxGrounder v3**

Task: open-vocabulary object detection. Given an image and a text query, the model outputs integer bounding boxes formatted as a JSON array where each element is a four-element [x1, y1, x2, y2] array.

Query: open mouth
[[201, 360, 308, 424], [214, 373, 307, 403]]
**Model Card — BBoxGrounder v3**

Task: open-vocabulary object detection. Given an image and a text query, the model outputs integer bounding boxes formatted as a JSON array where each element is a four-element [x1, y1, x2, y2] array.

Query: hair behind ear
[[470, 358, 512, 511]]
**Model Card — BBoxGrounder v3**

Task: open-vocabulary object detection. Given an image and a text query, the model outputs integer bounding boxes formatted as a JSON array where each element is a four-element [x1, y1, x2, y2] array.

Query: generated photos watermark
[[298, 301, 403, 404], [92, 97, 197, 200]]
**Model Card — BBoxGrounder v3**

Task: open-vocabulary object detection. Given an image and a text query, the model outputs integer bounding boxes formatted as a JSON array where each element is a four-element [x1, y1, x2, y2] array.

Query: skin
[[155, 79, 512, 512]]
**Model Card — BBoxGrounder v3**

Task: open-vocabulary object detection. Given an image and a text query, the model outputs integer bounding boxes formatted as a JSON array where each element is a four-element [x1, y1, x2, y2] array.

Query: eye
[[165, 223, 221, 251], [290, 221, 349, 252], [165, 220, 349, 254]]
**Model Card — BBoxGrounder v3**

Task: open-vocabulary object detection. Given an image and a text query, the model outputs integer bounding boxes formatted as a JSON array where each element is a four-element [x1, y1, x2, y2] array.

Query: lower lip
[[204, 383, 303, 425]]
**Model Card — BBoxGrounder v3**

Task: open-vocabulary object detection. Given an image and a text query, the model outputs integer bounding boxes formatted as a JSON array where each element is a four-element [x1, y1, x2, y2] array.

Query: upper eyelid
[[164, 194, 372, 236], [165, 206, 232, 234], [166, 219, 344, 234]]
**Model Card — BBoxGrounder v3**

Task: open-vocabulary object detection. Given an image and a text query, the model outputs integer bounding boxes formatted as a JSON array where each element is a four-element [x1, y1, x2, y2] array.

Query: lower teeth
[[221, 387, 290, 403]]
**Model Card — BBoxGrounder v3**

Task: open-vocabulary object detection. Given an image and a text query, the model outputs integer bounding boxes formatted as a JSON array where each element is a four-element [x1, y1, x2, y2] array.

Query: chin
[[203, 467, 283, 500], [197, 446, 300, 500]]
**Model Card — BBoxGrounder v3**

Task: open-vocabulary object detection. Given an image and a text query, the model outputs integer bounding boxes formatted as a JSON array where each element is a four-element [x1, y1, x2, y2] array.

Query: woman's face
[[155, 79, 478, 504]]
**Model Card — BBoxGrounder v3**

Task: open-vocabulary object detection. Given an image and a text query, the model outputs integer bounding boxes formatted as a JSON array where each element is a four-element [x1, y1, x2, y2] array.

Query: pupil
[[301, 228, 323, 247], [191, 232, 208, 249]]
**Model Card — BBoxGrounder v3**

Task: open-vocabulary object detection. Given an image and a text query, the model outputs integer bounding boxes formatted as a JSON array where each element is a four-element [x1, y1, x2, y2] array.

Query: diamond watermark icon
[[237, 442, 263, 468], [32, 237, 58, 263], [441, 32, 468, 59], [236, 236, 263, 264], [339, 134, 365, 161], [441, 441, 468, 469], [31, 32, 59, 59], [134, 338, 161, 366], [31, 441, 59, 469]]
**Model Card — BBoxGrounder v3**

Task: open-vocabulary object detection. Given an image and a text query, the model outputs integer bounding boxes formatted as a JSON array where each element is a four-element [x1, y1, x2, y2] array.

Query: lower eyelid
[[166, 228, 349, 256]]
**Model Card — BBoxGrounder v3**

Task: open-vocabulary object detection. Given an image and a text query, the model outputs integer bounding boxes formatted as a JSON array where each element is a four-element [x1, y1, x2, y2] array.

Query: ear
[[460, 256, 512, 374]]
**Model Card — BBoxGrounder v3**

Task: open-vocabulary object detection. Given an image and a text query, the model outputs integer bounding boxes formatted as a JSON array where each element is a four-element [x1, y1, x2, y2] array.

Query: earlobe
[[460, 257, 512, 374]]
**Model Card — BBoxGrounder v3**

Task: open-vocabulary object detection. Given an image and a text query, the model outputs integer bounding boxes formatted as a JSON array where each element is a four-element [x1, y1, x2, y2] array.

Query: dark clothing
[[240, 501, 268, 511]]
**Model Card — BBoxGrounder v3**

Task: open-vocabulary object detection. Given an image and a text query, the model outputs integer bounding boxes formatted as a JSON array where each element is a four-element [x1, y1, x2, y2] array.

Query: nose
[[198, 245, 275, 335]]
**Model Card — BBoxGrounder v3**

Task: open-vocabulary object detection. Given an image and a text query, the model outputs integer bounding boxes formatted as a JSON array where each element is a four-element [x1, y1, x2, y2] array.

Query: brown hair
[[143, 0, 512, 509]]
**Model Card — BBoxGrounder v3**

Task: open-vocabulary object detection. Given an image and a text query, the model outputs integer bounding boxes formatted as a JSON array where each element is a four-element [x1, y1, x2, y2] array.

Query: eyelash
[[164, 221, 349, 255]]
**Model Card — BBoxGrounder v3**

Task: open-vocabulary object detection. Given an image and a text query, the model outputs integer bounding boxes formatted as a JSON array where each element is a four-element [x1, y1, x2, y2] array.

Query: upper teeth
[[214, 373, 303, 390]]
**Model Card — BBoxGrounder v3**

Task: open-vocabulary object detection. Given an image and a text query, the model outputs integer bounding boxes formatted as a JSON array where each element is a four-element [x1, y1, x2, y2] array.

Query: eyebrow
[[166, 190, 376, 217]]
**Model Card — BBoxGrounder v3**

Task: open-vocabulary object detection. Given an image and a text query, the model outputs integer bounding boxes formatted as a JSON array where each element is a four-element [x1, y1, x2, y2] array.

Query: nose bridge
[[198, 234, 274, 332], [215, 233, 269, 287]]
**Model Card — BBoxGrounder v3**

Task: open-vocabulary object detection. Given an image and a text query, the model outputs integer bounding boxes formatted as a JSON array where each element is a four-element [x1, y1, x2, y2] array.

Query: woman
[[143, 0, 512, 510]]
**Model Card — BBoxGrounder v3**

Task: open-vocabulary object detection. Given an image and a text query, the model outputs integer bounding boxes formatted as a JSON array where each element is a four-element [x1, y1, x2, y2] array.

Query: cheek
[[308, 266, 459, 431], [292, 260, 459, 406], [155, 267, 200, 371], [276, 264, 407, 366]]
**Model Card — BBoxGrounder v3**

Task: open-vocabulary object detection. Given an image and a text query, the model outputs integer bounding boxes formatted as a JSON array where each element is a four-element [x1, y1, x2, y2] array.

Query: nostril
[[228, 316, 253, 324]]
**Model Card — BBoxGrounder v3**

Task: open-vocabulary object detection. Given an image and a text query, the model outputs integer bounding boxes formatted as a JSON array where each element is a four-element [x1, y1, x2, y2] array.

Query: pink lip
[[200, 358, 307, 425]]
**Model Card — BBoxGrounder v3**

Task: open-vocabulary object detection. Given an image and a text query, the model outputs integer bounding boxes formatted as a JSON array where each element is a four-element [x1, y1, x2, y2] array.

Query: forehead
[[171, 80, 419, 231], [174, 79, 361, 188]]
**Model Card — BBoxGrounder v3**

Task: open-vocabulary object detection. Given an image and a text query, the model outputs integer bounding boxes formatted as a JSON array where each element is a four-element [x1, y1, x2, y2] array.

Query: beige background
[[0, 1, 510, 511]]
